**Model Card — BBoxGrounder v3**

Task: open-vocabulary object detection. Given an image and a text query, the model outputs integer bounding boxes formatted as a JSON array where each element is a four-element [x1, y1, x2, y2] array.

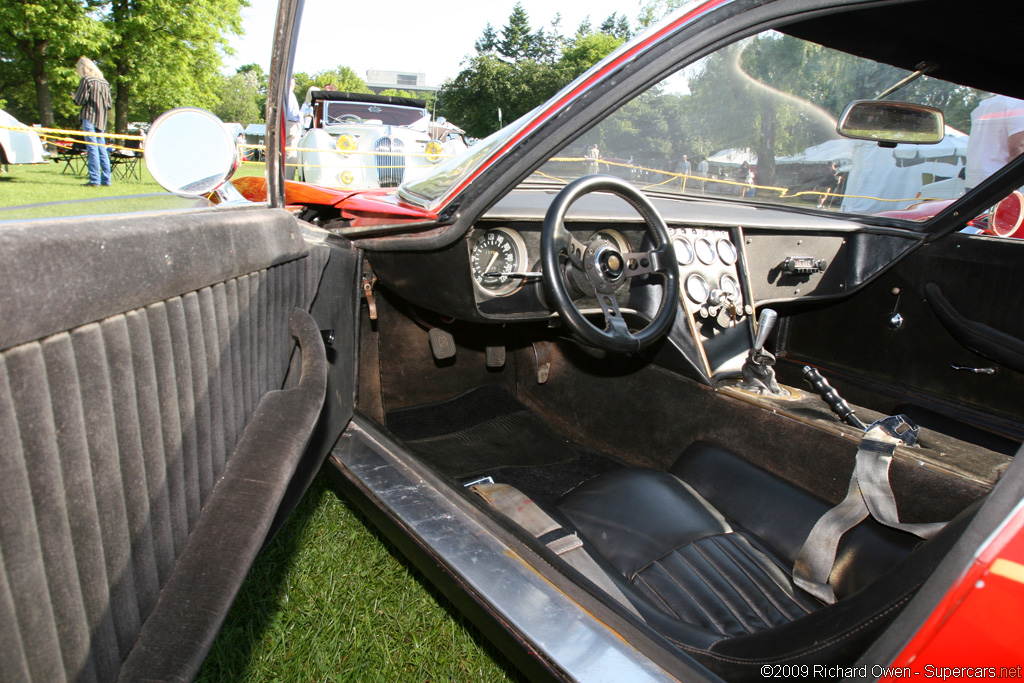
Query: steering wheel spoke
[[596, 292, 632, 341], [567, 234, 589, 268], [621, 243, 676, 277], [541, 175, 679, 353]]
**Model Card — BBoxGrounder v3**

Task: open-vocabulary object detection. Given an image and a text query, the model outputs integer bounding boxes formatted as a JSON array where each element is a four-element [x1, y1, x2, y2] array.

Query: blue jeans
[[83, 119, 111, 185]]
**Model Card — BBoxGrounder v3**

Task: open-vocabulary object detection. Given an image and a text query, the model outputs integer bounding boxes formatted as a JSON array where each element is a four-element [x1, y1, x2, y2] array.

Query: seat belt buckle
[[865, 414, 919, 446]]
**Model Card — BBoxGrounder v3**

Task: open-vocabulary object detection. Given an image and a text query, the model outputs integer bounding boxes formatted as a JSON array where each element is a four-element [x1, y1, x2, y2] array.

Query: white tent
[[841, 128, 967, 213], [707, 147, 757, 167]]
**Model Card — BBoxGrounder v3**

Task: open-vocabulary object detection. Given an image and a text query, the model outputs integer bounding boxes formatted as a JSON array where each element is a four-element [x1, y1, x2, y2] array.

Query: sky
[[224, 0, 643, 87]]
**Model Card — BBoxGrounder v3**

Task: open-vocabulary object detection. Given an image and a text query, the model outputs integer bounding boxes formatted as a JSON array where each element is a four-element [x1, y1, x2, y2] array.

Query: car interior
[[1, 0, 1021, 681], [338, 1, 1024, 678]]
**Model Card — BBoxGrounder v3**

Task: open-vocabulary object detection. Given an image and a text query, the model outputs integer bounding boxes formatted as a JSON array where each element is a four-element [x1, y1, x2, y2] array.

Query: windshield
[[322, 101, 428, 127], [406, 28, 1021, 221], [536, 30, 1002, 217]]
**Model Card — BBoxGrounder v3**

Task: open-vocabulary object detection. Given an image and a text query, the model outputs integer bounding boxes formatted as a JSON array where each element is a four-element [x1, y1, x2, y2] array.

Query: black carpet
[[386, 385, 623, 503]]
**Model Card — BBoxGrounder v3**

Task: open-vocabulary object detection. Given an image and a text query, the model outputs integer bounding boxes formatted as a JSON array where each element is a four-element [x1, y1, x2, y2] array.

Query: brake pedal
[[429, 328, 456, 360], [486, 345, 505, 368]]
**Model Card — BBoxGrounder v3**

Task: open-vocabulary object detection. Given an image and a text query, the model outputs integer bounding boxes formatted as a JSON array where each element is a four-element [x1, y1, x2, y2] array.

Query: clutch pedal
[[429, 328, 456, 360]]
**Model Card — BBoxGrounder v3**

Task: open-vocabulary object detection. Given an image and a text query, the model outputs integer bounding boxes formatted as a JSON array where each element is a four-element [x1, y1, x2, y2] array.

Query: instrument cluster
[[670, 227, 752, 325]]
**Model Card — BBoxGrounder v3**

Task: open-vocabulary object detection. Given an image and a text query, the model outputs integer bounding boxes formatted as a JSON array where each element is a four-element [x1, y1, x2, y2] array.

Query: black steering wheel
[[541, 175, 678, 353]]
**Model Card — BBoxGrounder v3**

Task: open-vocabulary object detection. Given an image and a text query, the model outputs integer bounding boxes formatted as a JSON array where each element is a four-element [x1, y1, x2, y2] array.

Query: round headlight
[[335, 134, 357, 155], [339, 171, 354, 185], [425, 140, 444, 164]]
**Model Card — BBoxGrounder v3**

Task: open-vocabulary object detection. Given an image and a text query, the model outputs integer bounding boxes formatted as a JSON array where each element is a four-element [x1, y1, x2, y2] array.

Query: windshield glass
[[406, 27, 1023, 220], [534, 30, 1007, 218], [321, 101, 428, 127]]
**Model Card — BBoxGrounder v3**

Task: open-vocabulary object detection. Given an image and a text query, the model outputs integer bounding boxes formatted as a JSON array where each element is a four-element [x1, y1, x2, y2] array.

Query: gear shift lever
[[738, 308, 789, 396], [751, 308, 777, 356]]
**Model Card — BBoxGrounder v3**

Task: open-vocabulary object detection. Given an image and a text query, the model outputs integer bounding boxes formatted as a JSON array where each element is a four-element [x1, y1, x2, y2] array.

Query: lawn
[[0, 156, 267, 210], [197, 473, 523, 682]]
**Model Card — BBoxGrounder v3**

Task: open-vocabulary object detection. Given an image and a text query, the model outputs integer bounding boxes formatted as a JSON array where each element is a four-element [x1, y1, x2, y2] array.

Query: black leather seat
[[556, 442, 974, 681]]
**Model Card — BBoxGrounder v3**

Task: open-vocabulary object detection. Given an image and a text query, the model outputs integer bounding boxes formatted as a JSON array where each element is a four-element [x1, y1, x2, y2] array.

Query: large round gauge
[[717, 238, 738, 265], [589, 229, 631, 255], [720, 274, 741, 302], [695, 237, 716, 265], [471, 227, 527, 296], [685, 273, 710, 304], [673, 237, 694, 265]]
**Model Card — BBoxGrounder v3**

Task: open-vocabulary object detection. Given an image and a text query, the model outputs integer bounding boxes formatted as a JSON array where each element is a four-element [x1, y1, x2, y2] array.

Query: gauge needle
[[484, 251, 499, 274]]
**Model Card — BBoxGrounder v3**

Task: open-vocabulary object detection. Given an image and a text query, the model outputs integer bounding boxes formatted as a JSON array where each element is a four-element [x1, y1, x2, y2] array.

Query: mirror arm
[[875, 61, 939, 100]]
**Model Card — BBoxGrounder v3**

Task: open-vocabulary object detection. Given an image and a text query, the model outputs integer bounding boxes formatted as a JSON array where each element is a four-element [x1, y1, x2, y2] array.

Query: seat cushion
[[558, 468, 821, 641], [556, 450, 974, 681]]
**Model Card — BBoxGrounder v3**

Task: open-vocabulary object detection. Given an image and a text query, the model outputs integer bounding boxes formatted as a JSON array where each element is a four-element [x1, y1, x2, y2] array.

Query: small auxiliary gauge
[[685, 273, 710, 304], [695, 237, 716, 265], [717, 238, 738, 265], [674, 237, 694, 265]]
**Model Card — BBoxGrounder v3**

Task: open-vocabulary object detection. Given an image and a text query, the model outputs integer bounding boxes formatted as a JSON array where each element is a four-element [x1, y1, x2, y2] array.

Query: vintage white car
[[0, 109, 46, 167], [297, 91, 467, 189]]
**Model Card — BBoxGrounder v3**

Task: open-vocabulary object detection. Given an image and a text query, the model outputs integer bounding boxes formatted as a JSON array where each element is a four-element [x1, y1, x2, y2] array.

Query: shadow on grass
[[197, 470, 526, 682]]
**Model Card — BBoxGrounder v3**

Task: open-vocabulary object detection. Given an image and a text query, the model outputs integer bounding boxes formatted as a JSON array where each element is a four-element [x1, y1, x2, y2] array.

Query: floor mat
[[387, 386, 623, 499]]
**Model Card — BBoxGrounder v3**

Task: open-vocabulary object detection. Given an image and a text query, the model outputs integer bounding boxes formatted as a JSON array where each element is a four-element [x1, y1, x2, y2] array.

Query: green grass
[[0, 157, 267, 210], [197, 473, 524, 683]]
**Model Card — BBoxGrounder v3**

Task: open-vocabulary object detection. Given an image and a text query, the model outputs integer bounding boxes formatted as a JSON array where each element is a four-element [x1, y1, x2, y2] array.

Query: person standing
[[74, 57, 112, 187], [586, 144, 600, 175], [965, 94, 1024, 190], [696, 156, 709, 193], [285, 77, 303, 179]]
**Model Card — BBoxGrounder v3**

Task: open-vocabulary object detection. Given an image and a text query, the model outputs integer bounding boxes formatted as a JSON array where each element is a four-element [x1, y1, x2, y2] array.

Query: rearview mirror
[[837, 100, 945, 145], [145, 107, 240, 197]]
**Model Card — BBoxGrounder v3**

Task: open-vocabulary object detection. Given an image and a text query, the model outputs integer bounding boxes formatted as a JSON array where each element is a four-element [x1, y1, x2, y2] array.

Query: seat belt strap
[[793, 418, 947, 604], [471, 482, 641, 618]]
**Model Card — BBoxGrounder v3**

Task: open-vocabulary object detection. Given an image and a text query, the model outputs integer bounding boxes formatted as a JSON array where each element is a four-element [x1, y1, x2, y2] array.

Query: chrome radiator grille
[[374, 136, 406, 187]]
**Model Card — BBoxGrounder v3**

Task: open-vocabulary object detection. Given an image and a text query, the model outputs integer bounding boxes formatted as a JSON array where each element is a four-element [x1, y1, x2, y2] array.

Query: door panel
[[0, 207, 354, 682], [779, 232, 1024, 441]]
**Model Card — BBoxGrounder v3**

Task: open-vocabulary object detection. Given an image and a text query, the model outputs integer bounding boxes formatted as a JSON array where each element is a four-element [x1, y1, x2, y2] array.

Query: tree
[[0, 0, 107, 128], [309, 65, 371, 94], [560, 33, 623, 80], [212, 72, 261, 124], [599, 13, 631, 40], [105, 0, 247, 132], [440, 16, 625, 138], [475, 23, 498, 54], [498, 3, 534, 62]]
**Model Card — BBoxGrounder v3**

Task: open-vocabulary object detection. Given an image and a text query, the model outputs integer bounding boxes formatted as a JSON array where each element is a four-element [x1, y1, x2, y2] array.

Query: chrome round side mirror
[[145, 107, 240, 197]]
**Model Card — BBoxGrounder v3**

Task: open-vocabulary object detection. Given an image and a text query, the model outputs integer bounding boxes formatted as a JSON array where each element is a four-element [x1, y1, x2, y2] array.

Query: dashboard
[[364, 186, 923, 381]]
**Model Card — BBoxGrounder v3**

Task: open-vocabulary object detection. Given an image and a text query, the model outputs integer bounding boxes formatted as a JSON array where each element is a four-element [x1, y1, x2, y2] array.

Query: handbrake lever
[[802, 366, 867, 430]]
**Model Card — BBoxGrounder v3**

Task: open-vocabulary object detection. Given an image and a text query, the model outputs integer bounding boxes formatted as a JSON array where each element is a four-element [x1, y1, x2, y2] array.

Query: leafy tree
[[236, 63, 268, 121], [560, 33, 623, 80], [106, 0, 247, 132], [440, 9, 626, 138], [0, 0, 107, 128], [212, 72, 261, 124], [309, 65, 371, 93]]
